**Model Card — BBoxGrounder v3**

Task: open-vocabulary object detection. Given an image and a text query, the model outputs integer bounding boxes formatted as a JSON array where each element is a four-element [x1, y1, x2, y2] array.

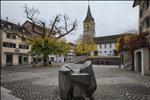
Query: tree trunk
[[121, 52, 124, 65], [43, 56, 48, 66], [32, 62, 36, 68]]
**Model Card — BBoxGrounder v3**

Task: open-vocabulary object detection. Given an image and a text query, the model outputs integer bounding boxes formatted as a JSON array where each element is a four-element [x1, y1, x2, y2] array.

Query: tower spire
[[83, 0, 94, 22], [88, 0, 90, 6]]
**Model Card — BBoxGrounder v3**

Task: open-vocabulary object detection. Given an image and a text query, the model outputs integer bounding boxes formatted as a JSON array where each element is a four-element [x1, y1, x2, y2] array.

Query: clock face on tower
[[86, 23, 91, 30]]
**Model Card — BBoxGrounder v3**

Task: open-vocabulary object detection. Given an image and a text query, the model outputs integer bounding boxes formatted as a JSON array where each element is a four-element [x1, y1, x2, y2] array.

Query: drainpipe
[[0, 30, 2, 67]]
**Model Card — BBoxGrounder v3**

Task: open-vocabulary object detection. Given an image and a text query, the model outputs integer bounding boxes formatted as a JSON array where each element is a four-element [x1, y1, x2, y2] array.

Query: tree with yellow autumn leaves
[[75, 35, 97, 56], [25, 36, 70, 65]]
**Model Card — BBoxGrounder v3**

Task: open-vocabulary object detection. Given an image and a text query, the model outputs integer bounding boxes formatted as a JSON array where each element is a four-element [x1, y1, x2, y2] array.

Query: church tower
[[83, 3, 95, 38]]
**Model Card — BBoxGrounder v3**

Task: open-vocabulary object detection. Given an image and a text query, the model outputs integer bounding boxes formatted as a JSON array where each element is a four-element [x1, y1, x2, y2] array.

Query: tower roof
[[83, 4, 94, 23]]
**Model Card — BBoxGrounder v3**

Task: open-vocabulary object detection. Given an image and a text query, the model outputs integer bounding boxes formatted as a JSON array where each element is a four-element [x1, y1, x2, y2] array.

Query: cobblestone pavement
[[1, 65, 150, 100]]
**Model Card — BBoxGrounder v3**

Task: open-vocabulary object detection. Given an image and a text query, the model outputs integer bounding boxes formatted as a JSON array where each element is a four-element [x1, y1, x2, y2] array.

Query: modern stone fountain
[[59, 61, 97, 100]]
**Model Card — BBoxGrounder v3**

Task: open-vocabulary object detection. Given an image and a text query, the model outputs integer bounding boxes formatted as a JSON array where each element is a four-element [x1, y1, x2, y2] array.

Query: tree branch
[[56, 19, 77, 39], [48, 15, 59, 37], [41, 21, 46, 38], [54, 26, 62, 35], [64, 15, 68, 32]]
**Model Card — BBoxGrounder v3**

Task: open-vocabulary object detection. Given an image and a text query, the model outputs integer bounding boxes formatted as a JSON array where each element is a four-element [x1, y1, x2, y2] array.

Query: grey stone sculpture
[[59, 61, 97, 100]]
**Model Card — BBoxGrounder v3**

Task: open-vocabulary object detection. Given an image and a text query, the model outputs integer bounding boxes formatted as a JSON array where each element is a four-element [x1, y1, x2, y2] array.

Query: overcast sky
[[1, 1, 139, 43]]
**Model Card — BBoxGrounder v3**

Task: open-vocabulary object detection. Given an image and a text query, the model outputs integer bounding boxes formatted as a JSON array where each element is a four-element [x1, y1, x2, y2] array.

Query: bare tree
[[23, 5, 77, 40], [1, 5, 77, 41]]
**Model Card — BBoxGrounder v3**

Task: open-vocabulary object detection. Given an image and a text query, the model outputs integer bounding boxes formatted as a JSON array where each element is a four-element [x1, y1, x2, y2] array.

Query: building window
[[19, 44, 29, 49], [6, 33, 16, 39], [99, 44, 101, 49], [104, 51, 107, 53], [3, 42, 16, 48], [100, 51, 101, 53], [140, 26, 142, 33], [51, 57, 54, 61], [140, 9, 143, 18], [7, 34, 10, 38], [147, 17, 150, 28], [109, 43, 112, 48], [104, 44, 107, 48], [110, 51, 112, 53]]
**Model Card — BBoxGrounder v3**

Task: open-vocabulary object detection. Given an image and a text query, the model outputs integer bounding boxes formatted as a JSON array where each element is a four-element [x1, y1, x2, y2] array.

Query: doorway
[[19, 55, 28, 64], [137, 52, 142, 72], [94, 51, 98, 56], [6, 54, 13, 66], [19, 56, 22, 64]]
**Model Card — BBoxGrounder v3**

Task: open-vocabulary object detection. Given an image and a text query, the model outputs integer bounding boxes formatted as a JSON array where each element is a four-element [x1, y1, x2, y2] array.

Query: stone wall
[[76, 57, 121, 65]]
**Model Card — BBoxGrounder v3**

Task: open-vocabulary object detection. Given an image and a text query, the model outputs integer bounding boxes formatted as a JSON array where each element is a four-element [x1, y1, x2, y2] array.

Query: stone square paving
[[1, 64, 150, 100]]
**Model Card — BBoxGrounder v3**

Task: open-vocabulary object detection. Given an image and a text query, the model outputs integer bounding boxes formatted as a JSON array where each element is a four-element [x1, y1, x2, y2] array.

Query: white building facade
[[133, 0, 150, 75], [49, 54, 64, 63], [96, 43, 116, 56], [48, 43, 76, 63], [93, 34, 136, 57], [93, 34, 124, 57]]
